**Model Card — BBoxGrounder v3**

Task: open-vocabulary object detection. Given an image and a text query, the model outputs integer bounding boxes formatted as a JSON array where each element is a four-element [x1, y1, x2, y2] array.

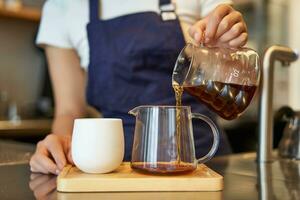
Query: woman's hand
[[29, 134, 73, 175], [189, 4, 248, 47]]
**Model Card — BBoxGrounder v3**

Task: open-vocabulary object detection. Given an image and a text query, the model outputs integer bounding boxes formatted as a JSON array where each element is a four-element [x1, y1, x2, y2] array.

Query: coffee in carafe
[[131, 162, 196, 174], [183, 81, 257, 120], [172, 43, 260, 120]]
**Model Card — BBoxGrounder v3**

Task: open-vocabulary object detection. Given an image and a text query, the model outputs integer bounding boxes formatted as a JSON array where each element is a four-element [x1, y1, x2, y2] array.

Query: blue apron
[[86, 0, 231, 161]]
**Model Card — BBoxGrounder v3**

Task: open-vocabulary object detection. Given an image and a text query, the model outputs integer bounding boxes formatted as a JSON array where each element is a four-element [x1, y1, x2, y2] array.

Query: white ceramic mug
[[72, 118, 124, 173]]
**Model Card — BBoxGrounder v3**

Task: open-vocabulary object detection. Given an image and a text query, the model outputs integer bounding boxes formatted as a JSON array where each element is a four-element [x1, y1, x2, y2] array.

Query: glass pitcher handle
[[191, 113, 220, 164]]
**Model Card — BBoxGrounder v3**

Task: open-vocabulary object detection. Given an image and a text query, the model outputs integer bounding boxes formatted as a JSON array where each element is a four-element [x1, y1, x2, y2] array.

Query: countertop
[[0, 140, 299, 200], [0, 120, 52, 137]]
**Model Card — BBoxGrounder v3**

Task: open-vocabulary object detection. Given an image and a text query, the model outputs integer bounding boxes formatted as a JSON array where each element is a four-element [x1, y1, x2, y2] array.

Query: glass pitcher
[[172, 43, 260, 120], [129, 106, 219, 174]]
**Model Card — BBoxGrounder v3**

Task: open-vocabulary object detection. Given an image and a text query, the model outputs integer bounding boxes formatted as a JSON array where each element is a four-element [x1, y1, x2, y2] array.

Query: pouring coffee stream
[[173, 83, 184, 164]]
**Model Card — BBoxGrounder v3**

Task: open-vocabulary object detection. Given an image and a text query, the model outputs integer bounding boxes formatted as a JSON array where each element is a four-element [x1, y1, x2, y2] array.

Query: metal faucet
[[258, 45, 298, 163]]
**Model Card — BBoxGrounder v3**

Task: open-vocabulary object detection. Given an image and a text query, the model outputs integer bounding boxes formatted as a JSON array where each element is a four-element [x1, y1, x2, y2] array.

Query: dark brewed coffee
[[131, 162, 196, 174], [183, 81, 257, 120]]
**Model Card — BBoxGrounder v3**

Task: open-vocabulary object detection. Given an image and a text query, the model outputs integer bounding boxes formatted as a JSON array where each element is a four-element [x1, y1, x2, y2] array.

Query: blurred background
[[0, 0, 299, 153]]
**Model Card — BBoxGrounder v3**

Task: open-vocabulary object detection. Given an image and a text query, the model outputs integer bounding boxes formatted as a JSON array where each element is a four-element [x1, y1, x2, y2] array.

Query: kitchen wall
[[267, 0, 290, 110], [0, 17, 44, 118], [288, 0, 300, 110]]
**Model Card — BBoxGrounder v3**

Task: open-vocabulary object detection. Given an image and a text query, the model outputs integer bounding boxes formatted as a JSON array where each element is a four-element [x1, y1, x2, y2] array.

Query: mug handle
[[191, 113, 220, 164]]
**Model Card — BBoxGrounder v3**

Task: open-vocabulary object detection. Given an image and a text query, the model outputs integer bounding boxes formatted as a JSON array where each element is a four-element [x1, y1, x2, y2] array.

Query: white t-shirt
[[36, 0, 232, 69]]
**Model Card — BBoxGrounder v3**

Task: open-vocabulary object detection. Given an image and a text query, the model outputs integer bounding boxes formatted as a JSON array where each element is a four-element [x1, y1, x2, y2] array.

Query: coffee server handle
[[191, 113, 220, 164]]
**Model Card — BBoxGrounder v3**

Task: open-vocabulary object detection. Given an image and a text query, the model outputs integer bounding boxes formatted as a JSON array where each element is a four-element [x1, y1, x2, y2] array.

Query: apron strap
[[159, 0, 176, 21], [159, 0, 175, 11], [159, 0, 171, 6], [90, 0, 175, 22], [89, 0, 100, 22]]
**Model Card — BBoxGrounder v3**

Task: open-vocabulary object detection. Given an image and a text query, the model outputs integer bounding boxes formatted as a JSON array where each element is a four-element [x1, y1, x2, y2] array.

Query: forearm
[[52, 112, 86, 136], [45, 46, 88, 136]]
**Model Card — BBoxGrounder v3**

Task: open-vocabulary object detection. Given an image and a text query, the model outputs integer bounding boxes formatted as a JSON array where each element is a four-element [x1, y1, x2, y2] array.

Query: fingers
[[30, 143, 57, 175], [29, 134, 72, 175], [31, 153, 59, 175], [30, 155, 56, 175], [61, 135, 74, 165], [43, 135, 67, 170], [67, 148, 74, 165], [215, 11, 243, 38], [189, 19, 206, 43], [228, 32, 248, 47], [205, 4, 233, 43], [190, 4, 248, 47], [218, 22, 247, 43]]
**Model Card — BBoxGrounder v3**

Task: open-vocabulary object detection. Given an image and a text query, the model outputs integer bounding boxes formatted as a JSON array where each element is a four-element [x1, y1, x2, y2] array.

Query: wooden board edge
[[57, 177, 223, 192], [57, 165, 73, 192], [57, 164, 224, 192]]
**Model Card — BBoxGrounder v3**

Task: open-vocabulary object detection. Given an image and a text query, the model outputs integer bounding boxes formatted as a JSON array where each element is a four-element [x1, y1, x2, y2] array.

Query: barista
[[30, 0, 248, 175]]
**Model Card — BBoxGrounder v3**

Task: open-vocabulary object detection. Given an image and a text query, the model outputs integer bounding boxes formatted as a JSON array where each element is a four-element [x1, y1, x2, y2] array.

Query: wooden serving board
[[57, 162, 223, 192]]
